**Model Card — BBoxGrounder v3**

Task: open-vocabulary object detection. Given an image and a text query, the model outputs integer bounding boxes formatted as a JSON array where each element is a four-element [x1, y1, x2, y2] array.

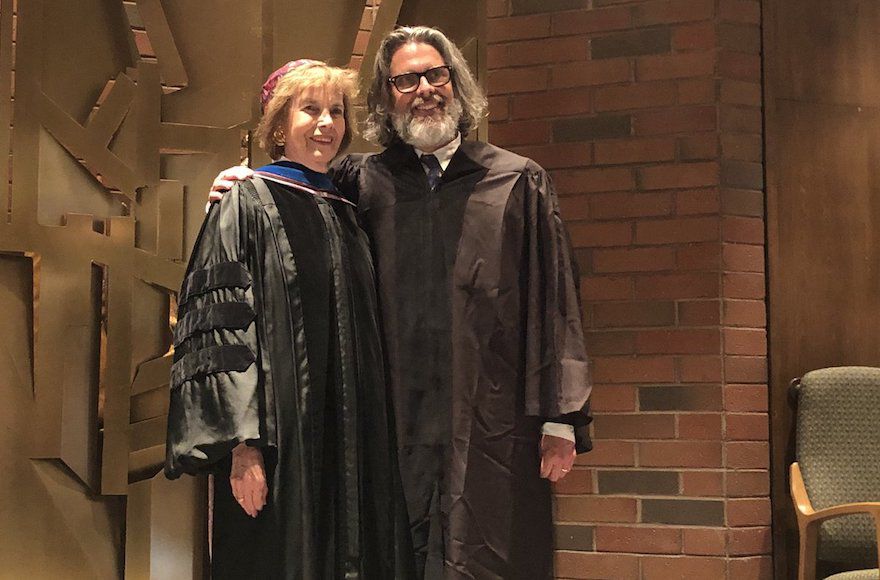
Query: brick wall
[[486, 1, 769, 578]]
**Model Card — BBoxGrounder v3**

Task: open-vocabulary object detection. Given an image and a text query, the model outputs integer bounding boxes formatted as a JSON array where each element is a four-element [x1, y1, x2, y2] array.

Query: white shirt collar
[[414, 133, 461, 172]]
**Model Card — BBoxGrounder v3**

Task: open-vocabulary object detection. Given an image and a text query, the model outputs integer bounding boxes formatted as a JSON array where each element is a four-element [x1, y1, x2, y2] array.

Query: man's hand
[[539, 434, 576, 482], [230, 443, 268, 517], [209, 165, 255, 202]]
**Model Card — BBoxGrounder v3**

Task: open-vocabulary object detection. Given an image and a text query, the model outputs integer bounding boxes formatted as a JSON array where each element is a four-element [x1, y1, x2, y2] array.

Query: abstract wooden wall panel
[[0, 0, 483, 576]]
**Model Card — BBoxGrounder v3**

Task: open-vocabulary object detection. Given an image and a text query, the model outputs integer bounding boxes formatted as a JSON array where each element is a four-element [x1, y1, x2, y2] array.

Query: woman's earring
[[273, 130, 285, 146]]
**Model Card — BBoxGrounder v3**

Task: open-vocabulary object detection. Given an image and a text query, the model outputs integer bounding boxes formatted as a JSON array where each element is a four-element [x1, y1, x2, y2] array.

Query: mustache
[[410, 93, 445, 109]]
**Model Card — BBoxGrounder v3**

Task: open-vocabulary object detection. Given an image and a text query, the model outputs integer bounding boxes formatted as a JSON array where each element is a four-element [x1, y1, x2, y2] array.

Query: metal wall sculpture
[[0, 0, 482, 577]]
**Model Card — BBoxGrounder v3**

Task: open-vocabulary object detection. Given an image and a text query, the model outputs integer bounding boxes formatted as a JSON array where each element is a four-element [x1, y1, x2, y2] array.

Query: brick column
[[486, 1, 769, 578]]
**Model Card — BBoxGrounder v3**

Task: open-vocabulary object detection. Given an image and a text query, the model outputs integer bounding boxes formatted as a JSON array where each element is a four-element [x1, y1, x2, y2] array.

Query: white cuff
[[541, 422, 575, 442]]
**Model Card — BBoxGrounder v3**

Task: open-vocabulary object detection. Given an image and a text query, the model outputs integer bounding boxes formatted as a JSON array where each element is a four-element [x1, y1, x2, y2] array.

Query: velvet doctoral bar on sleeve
[[333, 140, 593, 580], [165, 171, 414, 580]]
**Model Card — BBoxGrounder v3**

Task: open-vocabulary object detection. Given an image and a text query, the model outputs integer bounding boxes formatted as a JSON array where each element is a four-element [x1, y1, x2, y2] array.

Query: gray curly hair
[[363, 26, 487, 147]]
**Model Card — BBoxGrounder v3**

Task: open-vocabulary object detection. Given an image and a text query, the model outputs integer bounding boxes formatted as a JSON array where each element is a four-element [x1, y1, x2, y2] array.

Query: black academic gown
[[333, 140, 593, 580], [165, 165, 414, 580]]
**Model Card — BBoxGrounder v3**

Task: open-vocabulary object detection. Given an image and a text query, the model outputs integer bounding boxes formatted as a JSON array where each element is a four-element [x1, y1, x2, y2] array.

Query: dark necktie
[[421, 154, 443, 191]]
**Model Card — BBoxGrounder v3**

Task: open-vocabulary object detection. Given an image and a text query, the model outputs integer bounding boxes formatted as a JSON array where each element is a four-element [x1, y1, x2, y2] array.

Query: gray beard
[[392, 98, 462, 151]]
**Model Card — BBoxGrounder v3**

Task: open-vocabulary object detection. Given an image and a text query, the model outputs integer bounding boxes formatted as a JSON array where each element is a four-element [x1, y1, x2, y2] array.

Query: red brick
[[582, 275, 634, 301], [723, 272, 764, 299], [680, 355, 723, 382], [586, 330, 637, 355], [722, 244, 764, 273], [489, 119, 551, 146], [722, 216, 764, 244], [726, 441, 770, 469], [679, 134, 719, 160], [593, 301, 676, 328], [726, 413, 769, 441], [556, 495, 638, 523], [672, 21, 716, 51], [487, 95, 510, 122], [488, 66, 550, 95], [591, 192, 674, 220], [589, 384, 638, 412], [719, 50, 761, 82], [635, 272, 720, 299], [729, 556, 774, 580], [724, 356, 767, 383], [642, 555, 726, 580], [718, 0, 761, 25], [633, 106, 716, 135], [594, 413, 677, 439], [720, 189, 763, 218], [677, 243, 722, 271], [636, 52, 715, 81], [568, 221, 633, 247], [728, 526, 771, 556], [723, 328, 766, 356], [594, 247, 676, 273], [555, 551, 640, 580], [633, 0, 715, 26], [487, 14, 551, 42], [552, 467, 594, 494], [635, 216, 718, 244], [596, 526, 682, 554], [552, 167, 636, 195], [678, 413, 724, 440], [721, 134, 763, 162], [487, 44, 511, 70], [678, 79, 716, 104], [721, 80, 762, 106], [505, 36, 589, 66], [595, 82, 678, 112], [595, 138, 676, 165], [726, 498, 771, 527], [727, 470, 770, 498], [636, 329, 720, 354], [682, 528, 727, 555], [510, 87, 592, 119], [514, 143, 592, 169], [550, 59, 632, 89], [559, 194, 591, 221], [550, 6, 632, 36], [681, 471, 724, 496], [724, 384, 768, 412], [678, 300, 720, 326], [639, 441, 722, 467], [486, 0, 509, 18], [639, 162, 719, 190], [577, 440, 637, 466], [720, 105, 763, 133], [592, 356, 677, 383], [676, 189, 720, 215]]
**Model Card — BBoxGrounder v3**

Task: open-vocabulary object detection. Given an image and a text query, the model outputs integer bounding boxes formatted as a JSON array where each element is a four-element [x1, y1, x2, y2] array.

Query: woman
[[165, 60, 413, 579]]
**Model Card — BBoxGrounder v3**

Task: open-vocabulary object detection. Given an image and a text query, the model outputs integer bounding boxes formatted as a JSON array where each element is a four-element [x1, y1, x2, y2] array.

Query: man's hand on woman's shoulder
[[209, 165, 255, 202]]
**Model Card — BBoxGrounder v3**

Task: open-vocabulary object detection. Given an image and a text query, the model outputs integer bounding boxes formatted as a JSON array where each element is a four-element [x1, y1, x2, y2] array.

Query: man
[[213, 26, 592, 579]]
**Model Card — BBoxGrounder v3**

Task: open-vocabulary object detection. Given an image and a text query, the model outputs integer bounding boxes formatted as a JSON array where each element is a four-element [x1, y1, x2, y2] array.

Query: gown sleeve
[[165, 184, 273, 479], [523, 165, 594, 453], [329, 153, 365, 204]]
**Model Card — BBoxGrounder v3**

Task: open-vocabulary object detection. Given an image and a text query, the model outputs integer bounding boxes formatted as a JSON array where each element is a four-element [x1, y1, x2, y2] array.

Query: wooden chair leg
[[798, 520, 818, 580]]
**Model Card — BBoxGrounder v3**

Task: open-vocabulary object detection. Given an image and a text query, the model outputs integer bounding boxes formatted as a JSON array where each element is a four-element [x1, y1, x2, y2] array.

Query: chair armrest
[[790, 462, 880, 580], [791, 462, 880, 522]]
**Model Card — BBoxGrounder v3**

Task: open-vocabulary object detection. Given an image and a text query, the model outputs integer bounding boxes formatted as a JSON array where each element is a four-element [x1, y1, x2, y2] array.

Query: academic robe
[[165, 163, 414, 580], [333, 140, 593, 580]]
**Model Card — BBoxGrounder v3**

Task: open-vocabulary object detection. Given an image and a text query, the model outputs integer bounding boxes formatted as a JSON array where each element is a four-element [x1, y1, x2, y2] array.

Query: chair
[[790, 366, 880, 580]]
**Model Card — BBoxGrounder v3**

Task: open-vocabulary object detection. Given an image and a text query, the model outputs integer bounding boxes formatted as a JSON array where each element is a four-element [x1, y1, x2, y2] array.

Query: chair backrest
[[796, 366, 880, 568]]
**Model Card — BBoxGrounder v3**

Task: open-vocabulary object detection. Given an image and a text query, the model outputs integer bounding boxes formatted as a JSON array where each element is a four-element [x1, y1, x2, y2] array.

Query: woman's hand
[[230, 443, 268, 517], [209, 166, 255, 202]]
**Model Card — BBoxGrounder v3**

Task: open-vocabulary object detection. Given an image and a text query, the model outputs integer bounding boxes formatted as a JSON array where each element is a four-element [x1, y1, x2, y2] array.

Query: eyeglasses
[[387, 65, 453, 93]]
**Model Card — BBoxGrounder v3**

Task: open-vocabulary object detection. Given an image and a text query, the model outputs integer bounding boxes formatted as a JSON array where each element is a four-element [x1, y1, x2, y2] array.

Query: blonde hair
[[255, 62, 359, 160]]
